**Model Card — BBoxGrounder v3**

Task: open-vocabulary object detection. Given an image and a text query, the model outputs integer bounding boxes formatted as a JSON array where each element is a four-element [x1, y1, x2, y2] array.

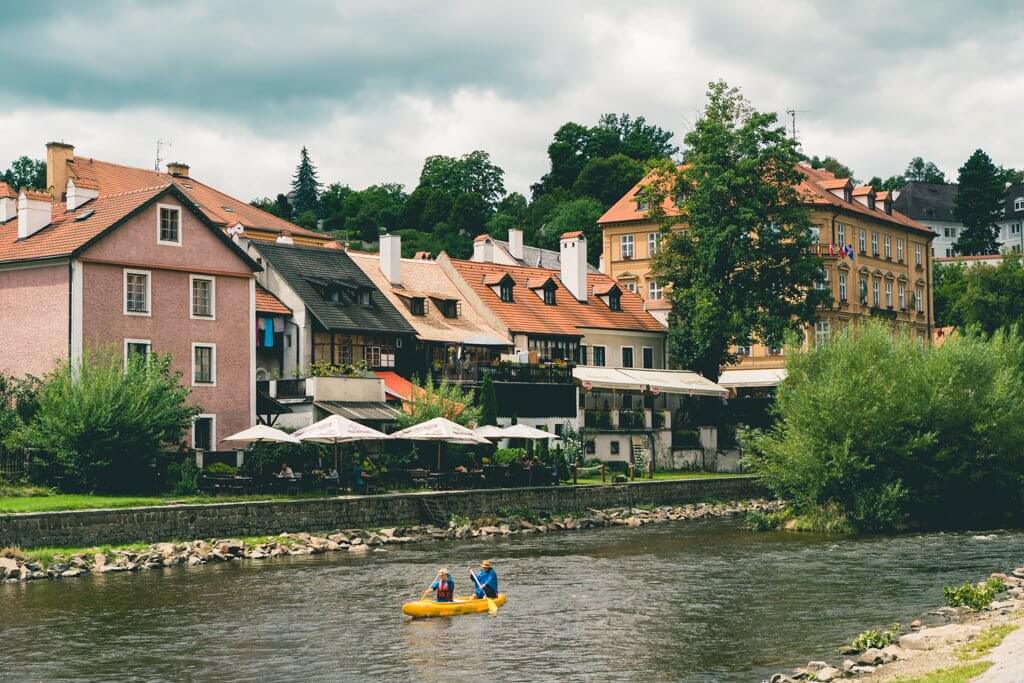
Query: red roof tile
[[0, 182, 16, 199], [598, 164, 932, 235], [852, 185, 874, 196], [21, 189, 51, 201], [256, 284, 291, 315], [473, 234, 492, 243], [449, 258, 663, 336], [482, 272, 512, 286], [561, 230, 584, 239]]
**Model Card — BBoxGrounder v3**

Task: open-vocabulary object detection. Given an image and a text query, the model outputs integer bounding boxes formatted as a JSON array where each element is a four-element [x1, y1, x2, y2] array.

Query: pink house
[[0, 144, 264, 450]]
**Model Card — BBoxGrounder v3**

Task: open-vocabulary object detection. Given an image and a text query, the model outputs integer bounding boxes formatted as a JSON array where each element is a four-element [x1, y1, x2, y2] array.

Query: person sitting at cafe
[[277, 463, 294, 479], [469, 560, 498, 598], [428, 567, 454, 603], [327, 467, 339, 479], [352, 460, 366, 493]]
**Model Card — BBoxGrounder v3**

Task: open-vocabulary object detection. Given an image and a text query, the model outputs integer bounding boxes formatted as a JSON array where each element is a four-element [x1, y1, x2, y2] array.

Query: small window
[[124, 269, 150, 315], [1013, 223, 1022, 235], [576, 344, 588, 365], [898, 283, 906, 310], [500, 282, 514, 302], [915, 287, 924, 312], [608, 291, 621, 311], [768, 346, 784, 356], [809, 225, 821, 242], [815, 267, 830, 291], [622, 281, 637, 293], [358, 290, 371, 306], [193, 344, 216, 385], [124, 339, 151, 367], [193, 415, 215, 451], [543, 283, 556, 305], [411, 298, 427, 316], [1015, 197, 1024, 211], [885, 281, 893, 308], [858, 229, 866, 253], [897, 239, 904, 262], [190, 275, 215, 319], [621, 347, 634, 368], [620, 234, 634, 260], [642, 346, 654, 369], [440, 300, 460, 318], [157, 204, 181, 245], [837, 224, 846, 246], [593, 346, 606, 367], [610, 441, 620, 455], [838, 272, 847, 301], [735, 344, 751, 357], [647, 232, 660, 256], [814, 320, 831, 346], [915, 243, 923, 265], [871, 232, 879, 256], [585, 440, 595, 454], [884, 235, 892, 259], [647, 280, 663, 300], [872, 279, 880, 306]]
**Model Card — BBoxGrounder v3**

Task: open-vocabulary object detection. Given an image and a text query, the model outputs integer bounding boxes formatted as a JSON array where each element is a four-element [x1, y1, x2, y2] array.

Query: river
[[3, 518, 1023, 682]]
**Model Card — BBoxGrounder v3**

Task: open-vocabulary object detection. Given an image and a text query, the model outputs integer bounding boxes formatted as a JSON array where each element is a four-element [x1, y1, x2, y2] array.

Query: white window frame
[[884, 235, 892, 259], [915, 243, 922, 265], [647, 232, 660, 256], [123, 268, 152, 317], [898, 283, 906, 310], [916, 287, 924, 312], [641, 346, 654, 369], [192, 413, 216, 451], [622, 281, 637, 293], [592, 345, 607, 367], [1013, 223, 1022, 235], [838, 272, 847, 301], [620, 234, 634, 260], [1015, 197, 1024, 211], [123, 338, 152, 368], [647, 279, 663, 300], [885, 281, 893, 308], [620, 346, 634, 368], [189, 274, 216, 320], [156, 203, 182, 246], [872, 279, 880, 306], [897, 239, 904, 262], [814, 320, 831, 346], [191, 342, 217, 386], [871, 232, 879, 255], [837, 224, 846, 246], [735, 344, 752, 357], [858, 229, 866, 253]]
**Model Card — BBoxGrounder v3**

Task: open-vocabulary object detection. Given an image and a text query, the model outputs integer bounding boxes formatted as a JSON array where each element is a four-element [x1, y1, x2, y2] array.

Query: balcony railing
[[276, 378, 307, 399], [584, 411, 612, 429], [808, 244, 840, 259], [431, 362, 574, 385], [618, 410, 646, 429]]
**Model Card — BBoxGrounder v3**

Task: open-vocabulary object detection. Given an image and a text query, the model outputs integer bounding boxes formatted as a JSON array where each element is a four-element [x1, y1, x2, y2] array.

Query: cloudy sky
[[3, 1, 1023, 200]]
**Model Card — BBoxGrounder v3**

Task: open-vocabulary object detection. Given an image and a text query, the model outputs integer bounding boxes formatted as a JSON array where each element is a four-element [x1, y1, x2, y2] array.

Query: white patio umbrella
[[499, 424, 561, 441], [222, 424, 301, 448], [293, 415, 391, 471], [391, 417, 490, 471], [473, 425, 508, 441]]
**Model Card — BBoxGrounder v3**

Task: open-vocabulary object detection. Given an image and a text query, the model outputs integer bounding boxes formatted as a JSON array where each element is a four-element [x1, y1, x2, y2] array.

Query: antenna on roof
[[154, 138, 172, 171], [786, 109, 809, 143]]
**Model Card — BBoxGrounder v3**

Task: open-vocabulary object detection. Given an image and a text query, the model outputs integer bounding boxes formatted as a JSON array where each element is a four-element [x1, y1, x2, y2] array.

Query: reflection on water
[[3, 519, 1023, 682]]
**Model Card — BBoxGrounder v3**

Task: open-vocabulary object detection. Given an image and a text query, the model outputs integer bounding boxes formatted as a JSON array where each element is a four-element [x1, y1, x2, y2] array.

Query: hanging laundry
[[263, 317, 274, 347], [273, 317, 285, 333]]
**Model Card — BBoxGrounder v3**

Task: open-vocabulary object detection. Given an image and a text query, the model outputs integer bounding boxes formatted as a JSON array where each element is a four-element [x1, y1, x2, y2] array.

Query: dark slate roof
[[254, 242, 415, 335], [1003, 184, 1024, 219], [892, 182, 958, 222], [492, 239, 600, 272]]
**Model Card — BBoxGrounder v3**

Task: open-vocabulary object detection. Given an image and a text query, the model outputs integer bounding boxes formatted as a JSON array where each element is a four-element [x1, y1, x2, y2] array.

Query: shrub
[[170, 458, 200, 495], [492, 447, 526, 464], [205, 462, 238, 476], [851, 623, 901, 652], [7, 350, 199, 494], [397, 375, 481, 428], [943, 578, 1005, 611], [743, 322, 1024, 531]]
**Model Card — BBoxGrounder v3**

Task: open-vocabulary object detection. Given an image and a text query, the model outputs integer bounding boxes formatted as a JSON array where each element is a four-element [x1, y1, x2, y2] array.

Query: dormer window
[[608, 291, 621, 311], [157, 204, 181, 245], [543, 282, 556, 305], [438, 299, 460, 318], [411, 297, 427, 315], [484, 272, 516, 302], [358, 289, 371, 306], [843, 187, 852, 203], [1015, 197, 1024, 212], [500, 282, 514, 302]]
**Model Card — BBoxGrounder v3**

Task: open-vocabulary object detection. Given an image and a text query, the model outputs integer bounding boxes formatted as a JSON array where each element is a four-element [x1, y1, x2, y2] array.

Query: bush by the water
[[851, 623, 901, 652], [205, 462, 238, 476], [6, 351, 199, 494], [943, 578, 1005, 610], [743, 322, 1024, 532]]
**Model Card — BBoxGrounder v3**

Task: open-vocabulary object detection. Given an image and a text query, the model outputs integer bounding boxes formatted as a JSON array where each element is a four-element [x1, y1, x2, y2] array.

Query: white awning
[[573, 367, 727, 397], [717, 368, 788, 388]]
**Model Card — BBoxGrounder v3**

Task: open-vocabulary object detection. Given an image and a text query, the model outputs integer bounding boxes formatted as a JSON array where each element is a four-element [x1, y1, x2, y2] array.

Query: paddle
[[421, 571, 443, 600], [469, 567, 498, 615]]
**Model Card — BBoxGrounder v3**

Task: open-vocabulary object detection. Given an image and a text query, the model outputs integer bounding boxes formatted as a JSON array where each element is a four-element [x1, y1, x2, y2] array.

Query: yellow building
[[598, 164, 936, 380]]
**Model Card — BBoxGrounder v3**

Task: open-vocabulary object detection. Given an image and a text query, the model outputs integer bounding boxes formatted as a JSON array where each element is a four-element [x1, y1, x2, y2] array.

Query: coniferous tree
[[953, 149, 1003, 255], [479, 374, 498, 426], [290, 146, 322, 218]]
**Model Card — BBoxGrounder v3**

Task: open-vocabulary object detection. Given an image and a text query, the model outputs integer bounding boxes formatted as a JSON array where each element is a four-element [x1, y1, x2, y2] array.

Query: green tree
[[933, 262, 967, 328], [324, 183, 407, 242], [9, 351, 200, 493], [394, 228, 443, 258], [744, 322, 1024, 531], [946, 254, 1024, 334], [319, 182, 354, 220], [1, 156, 46, 190], [397, 375, 482, 428], [290, 146, 322, 217], [598, 113, 678, 162], [250, 196, 284, 218], [999, 166, 1024, 186], [572, 153, 645, 207], [953, 149, 1004, 255], [904, 156, 946, 183], [646, 81, 827, 382], [478, 374, 498, 426], [536, 197, 606, 264], [292, 210, 319, 232], [449, 191, 491, 236], [807, 155, 855, 181], [868, 175, 906, 192], [418, 151, 505, 207]]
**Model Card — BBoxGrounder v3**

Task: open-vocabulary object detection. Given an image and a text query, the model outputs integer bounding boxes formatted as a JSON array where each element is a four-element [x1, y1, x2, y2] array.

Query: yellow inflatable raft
[[402, 593, 507, 618]]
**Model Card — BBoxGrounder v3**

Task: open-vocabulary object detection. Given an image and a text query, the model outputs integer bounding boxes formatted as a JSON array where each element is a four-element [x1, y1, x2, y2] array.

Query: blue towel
[[263, 317, 274, 347]]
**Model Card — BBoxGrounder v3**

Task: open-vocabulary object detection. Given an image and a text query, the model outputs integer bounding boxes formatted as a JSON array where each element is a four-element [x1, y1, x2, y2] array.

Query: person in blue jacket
[[469, 560, 498, 598], [428, 567, 454, 602]]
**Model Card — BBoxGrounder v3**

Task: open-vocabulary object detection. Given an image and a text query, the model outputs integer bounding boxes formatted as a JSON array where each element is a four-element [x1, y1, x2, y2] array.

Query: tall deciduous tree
[[904, 156, 946, 184], [1, 156, 46, 190], [572, 153, 645, 207], [647, 81, 827, 382], [418, 151, 505, 208], [953, 149, 1004, 255], [536, 197, 605, 264], [290, 146, 322, 218]]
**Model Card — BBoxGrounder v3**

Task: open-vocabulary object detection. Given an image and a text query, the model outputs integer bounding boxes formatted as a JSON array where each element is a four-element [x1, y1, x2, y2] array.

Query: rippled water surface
[[3, 518, 1023, 682]]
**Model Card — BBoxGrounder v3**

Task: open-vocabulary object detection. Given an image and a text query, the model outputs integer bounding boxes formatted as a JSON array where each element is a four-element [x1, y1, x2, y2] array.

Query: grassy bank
[[572, 471, 744, 486]]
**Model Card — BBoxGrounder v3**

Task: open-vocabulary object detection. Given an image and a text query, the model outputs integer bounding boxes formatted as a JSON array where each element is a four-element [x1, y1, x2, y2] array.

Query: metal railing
[[276, 378, 307, 399]]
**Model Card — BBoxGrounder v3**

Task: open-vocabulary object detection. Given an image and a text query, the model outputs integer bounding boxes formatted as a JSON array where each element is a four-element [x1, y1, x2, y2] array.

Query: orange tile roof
[[598, 164, 932, 235], [645, 299, 672, 311], [375, 370, 415, 401], [71, 177, 100, 190], [0, 182, 16, 199], [819, 178, 851, 190], [0, 185, 168, 263], [67, 157, 329, 241], [561, 230, 584, 239], [449, 258, 664, 336], [526, 276, 555, 289], [21, 189, 52, 201], [482, 272, 511, 286], [255, 284, 291, 315], [851, 185, 874, 196]]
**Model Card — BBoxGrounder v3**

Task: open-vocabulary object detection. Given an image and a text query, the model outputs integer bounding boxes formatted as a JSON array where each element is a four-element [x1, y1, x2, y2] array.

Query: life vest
[[436, 578, 453, 601]]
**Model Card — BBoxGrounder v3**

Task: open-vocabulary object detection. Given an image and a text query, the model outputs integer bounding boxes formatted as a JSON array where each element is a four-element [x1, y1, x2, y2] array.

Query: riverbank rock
[[857, 648, 885, 665], [815, 665, 840, 681], [899, 623, 970, 651], [0, 557, 19, 579]]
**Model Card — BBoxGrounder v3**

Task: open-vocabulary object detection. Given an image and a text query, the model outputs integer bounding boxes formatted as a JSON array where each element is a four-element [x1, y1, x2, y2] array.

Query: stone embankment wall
[[0, 476, 765, 548]]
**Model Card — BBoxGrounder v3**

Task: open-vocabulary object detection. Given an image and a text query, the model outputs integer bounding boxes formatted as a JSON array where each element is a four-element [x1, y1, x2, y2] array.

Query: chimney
[[472, 234, 494, 263], [167, 162, 190, 178], [66, 178, 99, 211], [276, 232, 294, 245], [559, 231, 588, 302], [18, 189, 52, 239], [46, 142, 74, 201], [380, 234, 402, 286], [0, 183, 15, 223], [508, 228, 524, 260]]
